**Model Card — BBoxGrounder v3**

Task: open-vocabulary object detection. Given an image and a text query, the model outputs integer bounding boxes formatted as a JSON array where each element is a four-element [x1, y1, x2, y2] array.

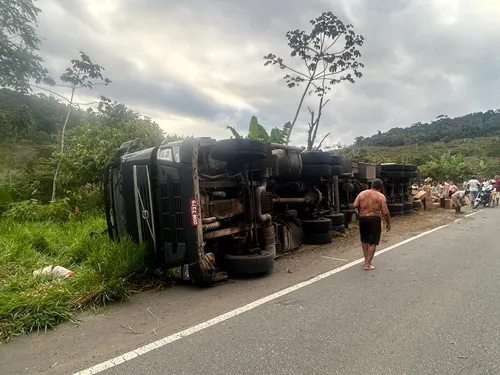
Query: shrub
[[3, 199, 72, 222]]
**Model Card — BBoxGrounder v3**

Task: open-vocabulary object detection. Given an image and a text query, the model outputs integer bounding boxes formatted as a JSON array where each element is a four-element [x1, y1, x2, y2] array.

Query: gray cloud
[[35, 0, 500, 146]]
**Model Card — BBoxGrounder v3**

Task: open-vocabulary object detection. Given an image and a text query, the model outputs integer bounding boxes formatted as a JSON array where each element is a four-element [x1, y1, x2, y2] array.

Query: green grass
[[0, 216, 166, 342]]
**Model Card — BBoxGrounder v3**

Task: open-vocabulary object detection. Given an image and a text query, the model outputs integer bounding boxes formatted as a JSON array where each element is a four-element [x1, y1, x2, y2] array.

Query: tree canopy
[[0, 0, 53, 92], [355, 110, 500, 147]]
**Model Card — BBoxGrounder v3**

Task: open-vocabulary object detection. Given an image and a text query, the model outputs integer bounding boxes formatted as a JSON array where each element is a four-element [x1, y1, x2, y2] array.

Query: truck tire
[[381, 171, 405, 179], [331, 165, 343, 176], [403, 201, 413, 211], [304, 231, 332, 245], [324, 213, 345, 226], [301, 151, 331, 165], [404, 171, 418, 179], [391, 211, 404, 217], [387, 203, 404, 212], [403, 165, 418, 171], [341, 209, 356, 227], [342, 182, 354, 192], [330, 155, 343, 166], [224, 251, 275, 276], [301, 218, 333, 234], [381, 164, 405, 172], [211, 139, 268, 162], [332, 224, 346, 233], [301, 164, 331, 178], [403, 210, 413, 215]]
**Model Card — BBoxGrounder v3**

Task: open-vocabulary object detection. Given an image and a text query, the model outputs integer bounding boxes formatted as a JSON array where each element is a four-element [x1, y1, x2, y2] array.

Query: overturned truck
[[104, 137, 344, 286]]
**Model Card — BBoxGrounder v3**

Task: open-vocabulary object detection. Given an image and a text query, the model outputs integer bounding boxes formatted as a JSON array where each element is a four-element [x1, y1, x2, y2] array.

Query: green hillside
[[335, 111, 500, 180]]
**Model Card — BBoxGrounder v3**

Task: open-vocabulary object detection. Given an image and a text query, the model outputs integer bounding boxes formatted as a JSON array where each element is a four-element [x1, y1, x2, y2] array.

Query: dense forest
[[0, 88, 181, 207]]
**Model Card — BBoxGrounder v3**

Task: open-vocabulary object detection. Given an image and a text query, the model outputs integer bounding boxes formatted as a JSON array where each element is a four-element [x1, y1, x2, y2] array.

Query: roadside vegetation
[[0, 203, 149, 342]]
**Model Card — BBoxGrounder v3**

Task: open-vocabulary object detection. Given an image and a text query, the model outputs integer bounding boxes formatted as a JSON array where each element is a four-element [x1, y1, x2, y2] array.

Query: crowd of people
[[419, 176, 500, 213]]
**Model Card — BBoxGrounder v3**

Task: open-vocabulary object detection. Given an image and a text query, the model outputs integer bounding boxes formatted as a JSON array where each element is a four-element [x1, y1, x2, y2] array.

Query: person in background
[[448, 181, 458, 198], [451, 190, 468, 213], [462, 181, 468, 190], [467, 177, 481, 205], [438, 181, 445, 208], [495, 175, 500, 206], [431, 182, 437, 195], [491, 179, 497, 207], [353, 179, 391, 271]]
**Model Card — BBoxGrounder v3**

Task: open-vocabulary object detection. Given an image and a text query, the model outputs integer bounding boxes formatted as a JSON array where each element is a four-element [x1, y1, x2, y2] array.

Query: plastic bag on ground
[[33, 265, 75, 278]]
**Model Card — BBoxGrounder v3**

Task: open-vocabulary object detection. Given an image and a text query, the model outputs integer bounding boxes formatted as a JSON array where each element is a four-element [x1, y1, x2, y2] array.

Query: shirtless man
[[353, 179, 391, 270]]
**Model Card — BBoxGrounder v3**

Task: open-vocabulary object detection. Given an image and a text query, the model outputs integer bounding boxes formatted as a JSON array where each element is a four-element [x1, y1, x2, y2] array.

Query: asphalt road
[[94, 208, 499, 374]]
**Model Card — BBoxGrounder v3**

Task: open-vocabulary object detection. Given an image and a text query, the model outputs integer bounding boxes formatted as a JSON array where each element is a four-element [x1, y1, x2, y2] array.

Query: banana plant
[[227, 116, 292, 144]]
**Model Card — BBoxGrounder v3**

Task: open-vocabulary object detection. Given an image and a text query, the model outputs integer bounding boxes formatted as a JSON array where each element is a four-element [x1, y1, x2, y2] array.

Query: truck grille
[[133, 165, 156, 249], [159, 181, 185, 246]]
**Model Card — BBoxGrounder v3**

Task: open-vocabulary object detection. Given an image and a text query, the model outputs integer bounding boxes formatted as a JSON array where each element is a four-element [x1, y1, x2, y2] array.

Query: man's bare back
[[353, 189, 390, 217]]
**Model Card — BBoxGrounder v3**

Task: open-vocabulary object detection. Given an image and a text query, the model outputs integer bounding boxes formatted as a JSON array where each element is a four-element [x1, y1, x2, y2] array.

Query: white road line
[[466, 209, 484, 217], [322, 256, 348, 261], [73, 224, 449, 375]]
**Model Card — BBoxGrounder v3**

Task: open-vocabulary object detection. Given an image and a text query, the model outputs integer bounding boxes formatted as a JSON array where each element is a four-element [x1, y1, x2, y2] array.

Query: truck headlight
[[157, 147, 173, 162], [173, 146, 180, 163]]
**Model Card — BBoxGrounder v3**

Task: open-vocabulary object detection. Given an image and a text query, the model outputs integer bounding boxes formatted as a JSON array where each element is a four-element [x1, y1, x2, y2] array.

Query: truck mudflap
[[274, 215, 304, 255]]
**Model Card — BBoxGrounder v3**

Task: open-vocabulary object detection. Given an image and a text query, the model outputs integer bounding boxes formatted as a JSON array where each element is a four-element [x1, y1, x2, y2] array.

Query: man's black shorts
[[359, 216, 382, 245]]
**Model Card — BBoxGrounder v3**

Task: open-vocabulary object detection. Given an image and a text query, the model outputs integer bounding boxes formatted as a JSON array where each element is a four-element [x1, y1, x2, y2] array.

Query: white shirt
[[468, 179, 480, 192]]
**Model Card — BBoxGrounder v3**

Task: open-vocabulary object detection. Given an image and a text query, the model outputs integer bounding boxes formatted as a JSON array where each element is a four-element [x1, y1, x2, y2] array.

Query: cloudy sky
[[35, 0, 500, 147]]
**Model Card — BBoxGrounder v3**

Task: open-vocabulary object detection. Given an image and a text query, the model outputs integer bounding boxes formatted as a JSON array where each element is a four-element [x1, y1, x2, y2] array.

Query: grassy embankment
[[0, 215, 169, 342]]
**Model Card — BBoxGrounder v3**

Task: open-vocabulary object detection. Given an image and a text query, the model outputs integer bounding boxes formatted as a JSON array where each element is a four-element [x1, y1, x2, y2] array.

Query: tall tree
[[49, 52, 111, 201], [0, 0, 53, 92], [264, 11, 364, 149]]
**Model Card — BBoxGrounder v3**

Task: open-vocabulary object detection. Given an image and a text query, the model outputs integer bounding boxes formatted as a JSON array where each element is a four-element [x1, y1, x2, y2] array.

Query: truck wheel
[[341, 209, 356, 224], [324, 213, 345, 226], [390, 211, 404, 217], [403, 201, 413, 211], [387, 203, 404, 212], [301, 151, 332, 165], [381, 171, 405, 179], [211, 139, 268, 162], [403, 171, 418, 179], [301, 164, 331, 177], [301, 218, 333, 234], [330, 155, 343, 166], [304, 231, 332, 245], [403, 210, 413, 215], [381, 164, 405, 172], [331, 165, 343, 176], [342, 182, 354, 192], [403, 165, 418, 171], [224, 251, 275, 276], [332, 224, 346, 233]]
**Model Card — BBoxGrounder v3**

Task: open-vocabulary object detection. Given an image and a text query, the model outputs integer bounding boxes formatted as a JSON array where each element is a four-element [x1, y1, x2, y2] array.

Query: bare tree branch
[[316, 132, 331, 150], [31, 84, 71, 104]]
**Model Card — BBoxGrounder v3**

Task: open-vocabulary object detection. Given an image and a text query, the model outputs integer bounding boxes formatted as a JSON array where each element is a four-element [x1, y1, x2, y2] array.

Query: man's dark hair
[[372, 179, 383, 190]]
